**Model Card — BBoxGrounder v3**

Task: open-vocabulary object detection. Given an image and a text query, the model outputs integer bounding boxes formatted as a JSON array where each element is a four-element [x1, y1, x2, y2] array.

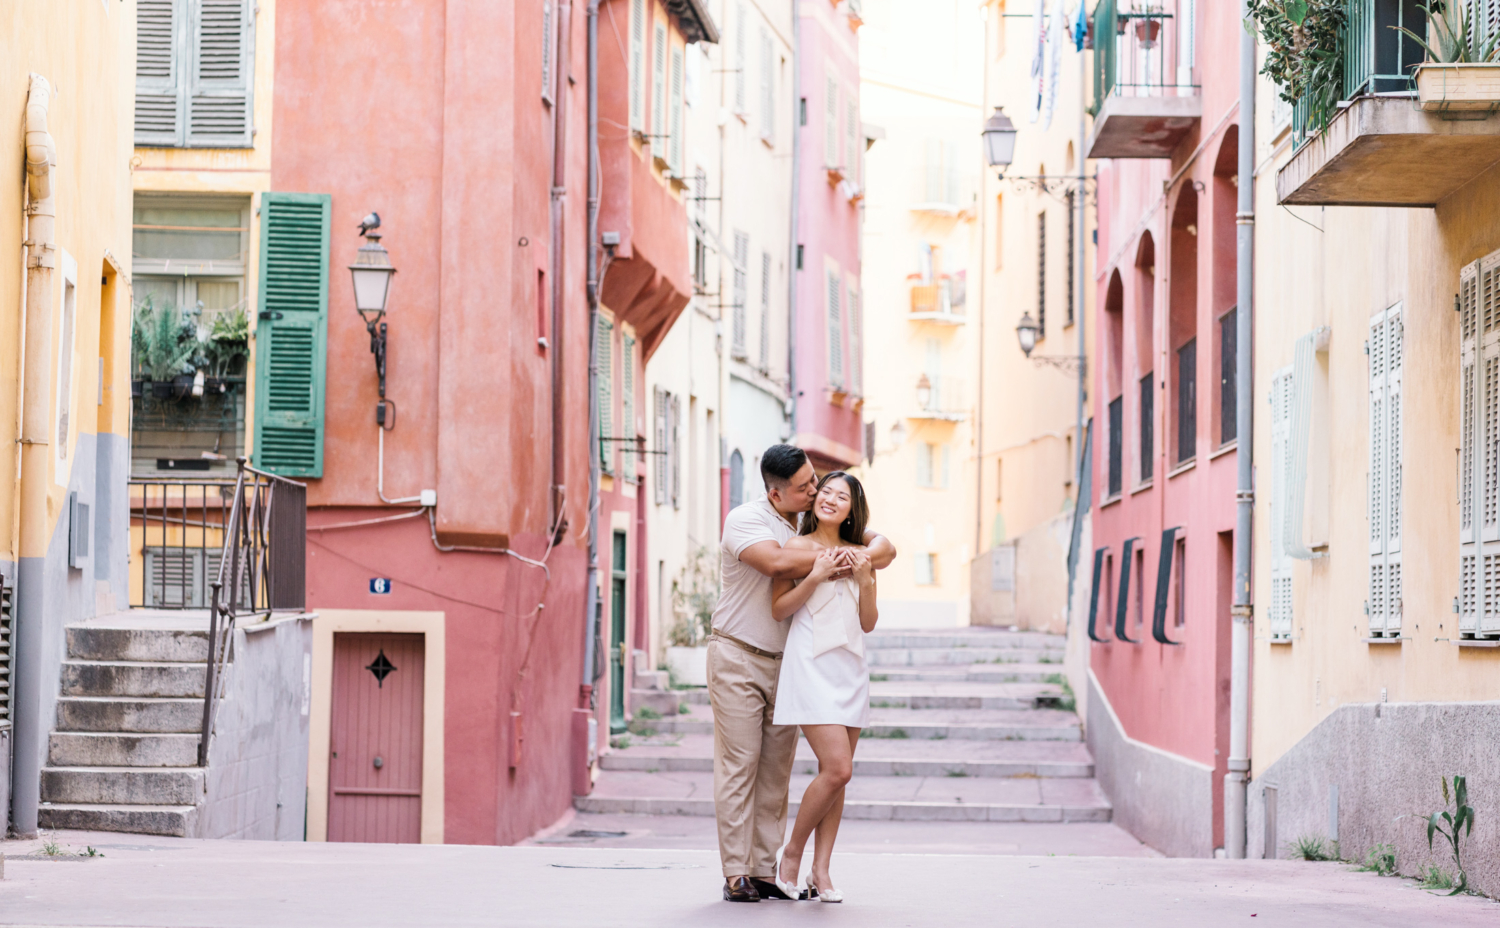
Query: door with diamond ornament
[[328, 633, 425, 842]]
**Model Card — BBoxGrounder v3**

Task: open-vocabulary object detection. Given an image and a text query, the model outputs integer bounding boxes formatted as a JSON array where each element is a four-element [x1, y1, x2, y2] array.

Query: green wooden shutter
[[253, 192, 330, 477], [187, 0, 254, 148], [135, 0, 185, 145]]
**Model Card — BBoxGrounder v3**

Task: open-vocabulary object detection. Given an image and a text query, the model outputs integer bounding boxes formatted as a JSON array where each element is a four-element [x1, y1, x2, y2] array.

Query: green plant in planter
[[1395, 1, 1500, 64], [202, 307, 250, 377], [1425, 774, 1474, 895], [132, 297, 196, 383], [1247, 0, 1349, 132]]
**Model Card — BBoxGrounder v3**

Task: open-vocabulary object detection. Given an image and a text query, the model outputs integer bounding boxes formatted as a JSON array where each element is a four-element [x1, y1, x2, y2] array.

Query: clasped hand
[[807, 546, 874, 585]]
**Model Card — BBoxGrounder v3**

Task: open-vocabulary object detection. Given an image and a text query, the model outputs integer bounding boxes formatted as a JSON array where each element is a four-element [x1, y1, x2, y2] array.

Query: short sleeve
[[723, 506, 780, 560]]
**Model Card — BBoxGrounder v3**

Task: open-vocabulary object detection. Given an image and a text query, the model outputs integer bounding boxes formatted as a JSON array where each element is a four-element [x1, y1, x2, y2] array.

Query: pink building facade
[[792, 0, 865, 471], [1084, 0, 1240, 857]]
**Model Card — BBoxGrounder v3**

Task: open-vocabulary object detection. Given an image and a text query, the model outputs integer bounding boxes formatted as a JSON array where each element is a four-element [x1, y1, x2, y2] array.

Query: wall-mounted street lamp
[[915, 373, 933, 410], [1015, 312, 1039, 358], [981, 107, 1018, 177], [349, 215, 397, 399]]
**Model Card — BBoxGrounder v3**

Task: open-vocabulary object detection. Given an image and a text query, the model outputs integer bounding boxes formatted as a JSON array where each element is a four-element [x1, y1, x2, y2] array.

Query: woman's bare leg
[[809, 727, 860, 892], [777, 725, 854, 888]]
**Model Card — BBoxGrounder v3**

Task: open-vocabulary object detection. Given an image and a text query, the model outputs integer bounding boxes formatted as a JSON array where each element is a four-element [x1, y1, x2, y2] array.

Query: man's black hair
[[760, 443, 808, 490]]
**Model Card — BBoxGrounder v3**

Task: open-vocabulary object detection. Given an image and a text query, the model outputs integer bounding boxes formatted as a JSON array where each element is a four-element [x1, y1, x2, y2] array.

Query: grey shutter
[[670, 47, 684, 174], [1269, 367, 1293, 640], [187, 0, 254, 148], [759, 28, 774, 141], [670, 394, 681, 508], [1460, 258, 1480, 635], [759, 252, 772, 369], [597, 316, 614, 474], [734, 4, 747, 114], [1286, 332, 1318, 559], [630, 0, 645, 130], [653, 23, 668, 139], [135, 0, 184, 145], [622, 334, 637, 478], [732, 232, 748, 357], [827, 269, 843, 387], [1479, 252, 1500, 636], [653, 388, 667, 504], [542, 2, 555, 103]]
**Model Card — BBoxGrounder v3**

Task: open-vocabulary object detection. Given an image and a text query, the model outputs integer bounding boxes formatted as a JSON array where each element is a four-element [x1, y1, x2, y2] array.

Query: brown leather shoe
[[723, 876, 761, 902]]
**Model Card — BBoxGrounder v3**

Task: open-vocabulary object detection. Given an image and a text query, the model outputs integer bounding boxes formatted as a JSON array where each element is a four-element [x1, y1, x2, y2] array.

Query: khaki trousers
[[706, 636, 799, 879]]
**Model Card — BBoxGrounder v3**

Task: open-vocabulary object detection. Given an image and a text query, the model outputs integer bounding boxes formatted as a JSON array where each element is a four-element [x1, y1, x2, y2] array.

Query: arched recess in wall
[[1168, 186, 1199, 467], [1211, 126, 1239, 448], [1105, 269, 1125, 499], [1133, 232, 1157, 484], [729, 449, 744, 510]]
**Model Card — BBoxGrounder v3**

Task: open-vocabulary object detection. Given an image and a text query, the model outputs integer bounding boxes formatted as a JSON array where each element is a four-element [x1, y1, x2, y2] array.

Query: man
[[709, 444, 895, 902]]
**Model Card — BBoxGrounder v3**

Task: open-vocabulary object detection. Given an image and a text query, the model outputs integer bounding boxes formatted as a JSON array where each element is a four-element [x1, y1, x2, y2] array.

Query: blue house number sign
[[370, 578, 393, 595]]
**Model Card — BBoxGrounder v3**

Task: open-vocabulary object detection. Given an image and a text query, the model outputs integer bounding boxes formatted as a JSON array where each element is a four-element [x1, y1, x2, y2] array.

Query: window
[[1173, 536, 1187, 627], [848, 280, 862, 394], [824, 72, 840, 169], [622, 334, 637, 479], [1107, 396, 1123, 498], [669, 46, 684, 173], [597, 315, 615, 474], [1177, 338, 1196, 464], [135, 0, 255, 148], [729, 450, 744, 509], [132, 195, 255, 475], [630, 0, 645, 131], [1459, 258, 1497, 636], [734, 4, 747, 114], [759, 252, 773, 369], [1221, 308, 1238, 444], [653, 387, 669, 504], [826, 267, 844, 388], [845, 96, 860, 187], [541, 2, 555, 103], [917, 443, 933, 487], [1369, 304, 1403, 637], [1269, 366, 1294, 640], [924, 139, 960, 205], [915, 553, 937, 586], [759, 27, 775, 142], [1065, 191, 1076, 327], [1139, 373, 1154, 482], [917, 443, 949, 488], [732, 231, 749, 358], [1036, 210, 1047, 338]]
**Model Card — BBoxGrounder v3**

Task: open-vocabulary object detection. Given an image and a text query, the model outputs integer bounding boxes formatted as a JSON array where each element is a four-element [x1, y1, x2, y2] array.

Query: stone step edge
[[61, 660, 213, 669], [599, 756, 1095, 777], [574, 796, 1111, 823], [41, 764, 205, 775]]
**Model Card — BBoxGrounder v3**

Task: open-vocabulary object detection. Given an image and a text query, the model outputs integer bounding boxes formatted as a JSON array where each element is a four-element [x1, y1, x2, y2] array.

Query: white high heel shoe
[[808, 877, 844, 903], [773, 845, 803, 901]]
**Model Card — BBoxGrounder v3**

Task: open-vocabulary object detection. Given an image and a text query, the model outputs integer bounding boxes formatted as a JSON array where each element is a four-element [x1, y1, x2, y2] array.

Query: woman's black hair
[[799, 471, 869, 546]]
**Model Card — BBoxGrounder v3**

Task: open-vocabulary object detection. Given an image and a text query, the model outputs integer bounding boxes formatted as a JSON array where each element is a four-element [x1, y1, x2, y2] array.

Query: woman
[[769, 471, 878, 903]]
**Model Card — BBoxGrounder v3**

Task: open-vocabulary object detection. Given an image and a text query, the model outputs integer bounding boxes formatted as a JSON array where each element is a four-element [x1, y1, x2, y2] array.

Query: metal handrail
[[1291, 0, 1426, 151], [197, 458, 306, 767]]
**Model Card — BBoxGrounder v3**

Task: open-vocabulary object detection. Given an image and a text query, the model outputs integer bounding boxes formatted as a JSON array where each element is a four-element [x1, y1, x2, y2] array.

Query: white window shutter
[[916, 443, 933, 487], [1479, 251, 1500, 636], [1367, 310, 1388, 637], [941, 443, 951, 488], [825, 74, 840, 169], [1385, 308, 1403, 636], [1367, 306, 1403, 637], [653, 23, 668, 138], [848, 283, 862, 394], [135, 0, 184, 145], [1460, 258, 1480, 635], [653, 388, 667, 504], [1270, 367, 1294, 640], [1286, 332, 1318, 560], [732, 232, 748, 358], [759, 251, 772, 369], [187, 0, 254, 148], [622, 334, 637, 478], [597, 316, 614, 474], [846, 97, 859, 187], [541, 2, 555, 103], [670, 393, 682, 508], [670, 46, 684, 173], [630, 0, 645, 131], [759, 28, 774, 141], [826, 269, 843, 388], [734, 4, 747, 114]]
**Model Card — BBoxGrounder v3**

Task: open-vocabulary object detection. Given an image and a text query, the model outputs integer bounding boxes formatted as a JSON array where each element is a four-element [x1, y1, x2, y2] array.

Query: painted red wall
[[275, 0, 593, 843]]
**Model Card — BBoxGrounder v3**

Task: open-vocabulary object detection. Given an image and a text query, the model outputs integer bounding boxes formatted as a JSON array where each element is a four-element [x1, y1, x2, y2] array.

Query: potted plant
[[1401, 1, 1500, 111], [1133, 4, 1163, 48], [1248, 0, 1349, 137], [201, 306, 249, 393], [665, 545, 718, 687], [132, 296, 197, 399]]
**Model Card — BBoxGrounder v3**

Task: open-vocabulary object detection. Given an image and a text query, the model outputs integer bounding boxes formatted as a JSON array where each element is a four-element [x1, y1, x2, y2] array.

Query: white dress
[[772, 576, 870, 728]]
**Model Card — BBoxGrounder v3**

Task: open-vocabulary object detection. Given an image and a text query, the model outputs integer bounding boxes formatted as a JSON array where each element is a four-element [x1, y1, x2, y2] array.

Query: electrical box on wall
[[67, 492, 90, 570]]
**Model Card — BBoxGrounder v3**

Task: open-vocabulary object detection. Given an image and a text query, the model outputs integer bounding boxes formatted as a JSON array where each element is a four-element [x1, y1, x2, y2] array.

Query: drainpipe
[[1075, 46, 1087, 495], [551, 2, 573, 531], [14, 73, 57, 838], [576, 0, 602, 796], [785, 0, 802, 435], [1225, 1, 1256, 859]]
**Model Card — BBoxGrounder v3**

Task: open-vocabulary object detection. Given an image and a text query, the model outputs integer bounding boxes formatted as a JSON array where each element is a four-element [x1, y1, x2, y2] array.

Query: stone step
[[38, 802, 198, 838], [867, 681, 1062, 711], [634, 704, 1082, 742], [864, 630, 1066, 650], [602, 732, 1095, 778], [577, 770, 1110, 823], [55, 697, 203, 734], [866, 647, 1065, 667], [629, 689, 690, 719], [869, 664, 1068, 684], [66, 625, 210, 663], [41, 766, 204, 805], [61, 661, 208, 698], [48, 731, 200, 768]]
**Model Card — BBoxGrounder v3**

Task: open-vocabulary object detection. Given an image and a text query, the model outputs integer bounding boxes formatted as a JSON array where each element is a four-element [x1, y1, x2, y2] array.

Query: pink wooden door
[[328, 633, 424, 843]]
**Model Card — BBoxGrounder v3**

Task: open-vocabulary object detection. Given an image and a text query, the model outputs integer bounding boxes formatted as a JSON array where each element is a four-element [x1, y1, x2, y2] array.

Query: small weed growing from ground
[[870, 674, 889, 682], [1357, 843, 1397, 876], [609, 735, 633, 749], [867, 728, 909, 739], [1425, 774, 1475, 894], [1421, 865, 1456, 891], [41, 839, 63, 857], [946, 769, 969, 778], [1041, 673, 1077, 712], [635, 706, 661, 720], [869, 700, 892, 708], [1038, 654, 1058, 664], [931, 732, 947, 740], [1285, 835, 1337, 861], [678, 702, 691, 714]]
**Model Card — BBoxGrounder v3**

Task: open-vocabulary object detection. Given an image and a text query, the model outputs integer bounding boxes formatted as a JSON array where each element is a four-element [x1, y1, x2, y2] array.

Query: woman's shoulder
[[784, 535, 821, 550]]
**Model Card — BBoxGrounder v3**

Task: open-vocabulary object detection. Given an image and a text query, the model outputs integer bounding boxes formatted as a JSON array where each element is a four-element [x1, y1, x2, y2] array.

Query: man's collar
[[761, 495, 801, 529]]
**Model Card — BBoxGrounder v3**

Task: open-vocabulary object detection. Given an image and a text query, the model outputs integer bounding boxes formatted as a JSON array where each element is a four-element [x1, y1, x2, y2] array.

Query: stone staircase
[[581, 628, 1111, 824], [38, 615, 215, 836]]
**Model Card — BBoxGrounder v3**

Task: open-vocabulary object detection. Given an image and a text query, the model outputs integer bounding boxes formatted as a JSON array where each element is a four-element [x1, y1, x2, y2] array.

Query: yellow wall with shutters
[[1250, 76, 1500, 778], [133, 0, 278, 463], [0, 3, 136, 561]]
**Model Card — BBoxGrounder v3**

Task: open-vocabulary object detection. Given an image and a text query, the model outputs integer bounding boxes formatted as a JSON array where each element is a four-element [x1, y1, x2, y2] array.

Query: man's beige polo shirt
[[711, 496, 800, 653]]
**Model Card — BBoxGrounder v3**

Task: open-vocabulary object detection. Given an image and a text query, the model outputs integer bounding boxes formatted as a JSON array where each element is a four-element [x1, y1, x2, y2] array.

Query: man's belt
[[710, 630, 783, 660]]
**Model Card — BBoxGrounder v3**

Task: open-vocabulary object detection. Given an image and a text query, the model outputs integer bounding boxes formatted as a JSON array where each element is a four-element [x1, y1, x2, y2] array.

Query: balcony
[[910, 375, 967, 422], [909, 276, 967, 325], [1086, 0, 1201, 159], [1277, 0, 1500, 207]]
